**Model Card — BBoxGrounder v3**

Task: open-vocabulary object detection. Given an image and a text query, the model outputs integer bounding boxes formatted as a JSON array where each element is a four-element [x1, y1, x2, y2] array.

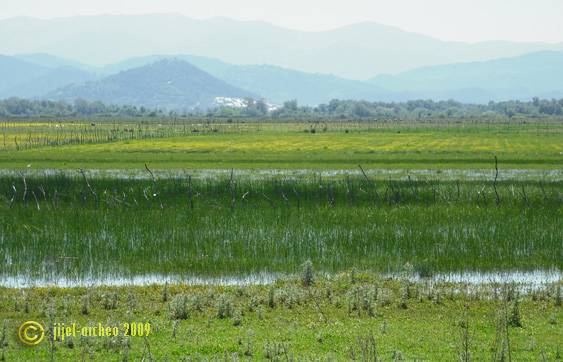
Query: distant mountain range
[[94, 54, 390, 105], [2, 50, 563, 108], [1, 15, 563, 79]]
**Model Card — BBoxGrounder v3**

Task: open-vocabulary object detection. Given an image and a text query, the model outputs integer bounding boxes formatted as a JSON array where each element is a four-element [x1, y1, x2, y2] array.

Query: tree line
[[1, 97, 563, 120]]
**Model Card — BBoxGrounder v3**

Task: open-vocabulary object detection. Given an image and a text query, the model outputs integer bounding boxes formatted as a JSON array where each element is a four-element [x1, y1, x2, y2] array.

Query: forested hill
[[48, 59, 255, 110]]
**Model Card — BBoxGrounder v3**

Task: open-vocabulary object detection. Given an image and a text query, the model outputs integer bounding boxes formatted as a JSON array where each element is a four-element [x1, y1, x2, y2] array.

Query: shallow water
[[0, 272, 280, 289], [404, 270, 562, 287], [2, 270, 560, 289], [1, 168, 561, 181]]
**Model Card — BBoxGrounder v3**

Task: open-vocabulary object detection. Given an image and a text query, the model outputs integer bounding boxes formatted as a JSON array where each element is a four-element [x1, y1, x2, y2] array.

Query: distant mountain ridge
[[48, 59, 255, 110], [0, 55, 48, 93], [6, 66, 96, 99], [0, 55, 95, 98], [1, 14, 562, 79], [14, 53, 96, 71], [369, 51, 563, 102]]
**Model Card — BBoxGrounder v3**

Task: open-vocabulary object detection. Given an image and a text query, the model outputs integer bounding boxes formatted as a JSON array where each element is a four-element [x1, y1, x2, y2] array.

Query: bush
[[169, 294, 189, 320], [302, 260, 314, 287], [216, 294, 233, 319]]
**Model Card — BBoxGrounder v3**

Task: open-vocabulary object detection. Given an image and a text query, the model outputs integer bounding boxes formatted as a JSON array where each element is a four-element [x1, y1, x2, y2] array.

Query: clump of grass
[[378, 289, 392, 307], [548, 313, 557, 325], [491, 308, 512, 362], [268, 287, 276, 309], [505, 284, 516, 302], [81, 293, 90, 315], [102, 292, 118, 310], [121, 338, 130, 362], [392, 350, 404, 361], [347, 286, 377, 317], [278, 286, 302, 309], [171, 320, 179, 339], [458, 306, 471, 362], [161, 282, 169, 302], [350, 268, 358, 284], [125, 291, 137, 310], [414, 261, 434, 278], [256, 307, 264, 321], [65, 335, 75, 349], [380, 320, 388, 334], [263, 341, 292, 360], [79, 336, 95, 360], [1, 320, 7, 361], [102, 333, 128, 353], [232, 310, 243, 326], [248, 295, 261, 312], [243, 330, 254, 357], [24, 297, 30, 314], [349, 331, 378, 361], [508, 296, 522, 328], [433, 291, 443, 305], [189, 294, 204, 313], [398, 288, 409, 309]]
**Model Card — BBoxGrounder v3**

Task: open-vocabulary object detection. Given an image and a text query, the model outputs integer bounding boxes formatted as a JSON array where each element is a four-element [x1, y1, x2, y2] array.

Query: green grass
[[1, 175, 560, 282], [1, 274, 561, 361], [1, 120, 561, 170]]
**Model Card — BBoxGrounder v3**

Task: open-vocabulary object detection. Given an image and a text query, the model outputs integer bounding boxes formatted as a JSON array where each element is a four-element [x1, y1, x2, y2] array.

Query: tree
[[283, 99, 298, 111], [255, 99, 269, 115]]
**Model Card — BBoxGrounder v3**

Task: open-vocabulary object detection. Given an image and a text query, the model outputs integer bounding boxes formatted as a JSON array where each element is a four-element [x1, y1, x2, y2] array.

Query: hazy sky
[[1, 0, 562, 43]]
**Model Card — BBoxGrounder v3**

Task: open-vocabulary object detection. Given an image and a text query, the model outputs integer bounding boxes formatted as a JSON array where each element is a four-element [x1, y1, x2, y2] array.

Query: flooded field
[[1, 174, 560, 287]]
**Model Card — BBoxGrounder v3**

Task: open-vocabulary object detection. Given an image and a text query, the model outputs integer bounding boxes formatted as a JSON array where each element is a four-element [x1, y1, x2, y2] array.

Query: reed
[[0, 174, 560, 283]]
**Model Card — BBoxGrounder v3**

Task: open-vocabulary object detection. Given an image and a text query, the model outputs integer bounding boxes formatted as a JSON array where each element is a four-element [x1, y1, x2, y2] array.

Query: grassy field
[[0, 120, 561, 170], [0, 118, 561, 360], [1, 273, 561, 361]]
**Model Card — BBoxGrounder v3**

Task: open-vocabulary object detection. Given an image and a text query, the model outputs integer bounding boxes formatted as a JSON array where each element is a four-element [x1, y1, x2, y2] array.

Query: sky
[[1, 0, 562, 43]]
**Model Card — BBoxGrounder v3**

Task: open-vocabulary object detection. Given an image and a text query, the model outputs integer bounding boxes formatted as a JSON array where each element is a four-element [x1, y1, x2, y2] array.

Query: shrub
[[302, 260, 314, 287], [217, 294, 233, 319], [169, 294, 189, 320]]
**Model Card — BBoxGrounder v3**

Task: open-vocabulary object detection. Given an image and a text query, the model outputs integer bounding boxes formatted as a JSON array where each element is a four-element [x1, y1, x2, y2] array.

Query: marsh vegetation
[[0, 172, 560, 285]]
